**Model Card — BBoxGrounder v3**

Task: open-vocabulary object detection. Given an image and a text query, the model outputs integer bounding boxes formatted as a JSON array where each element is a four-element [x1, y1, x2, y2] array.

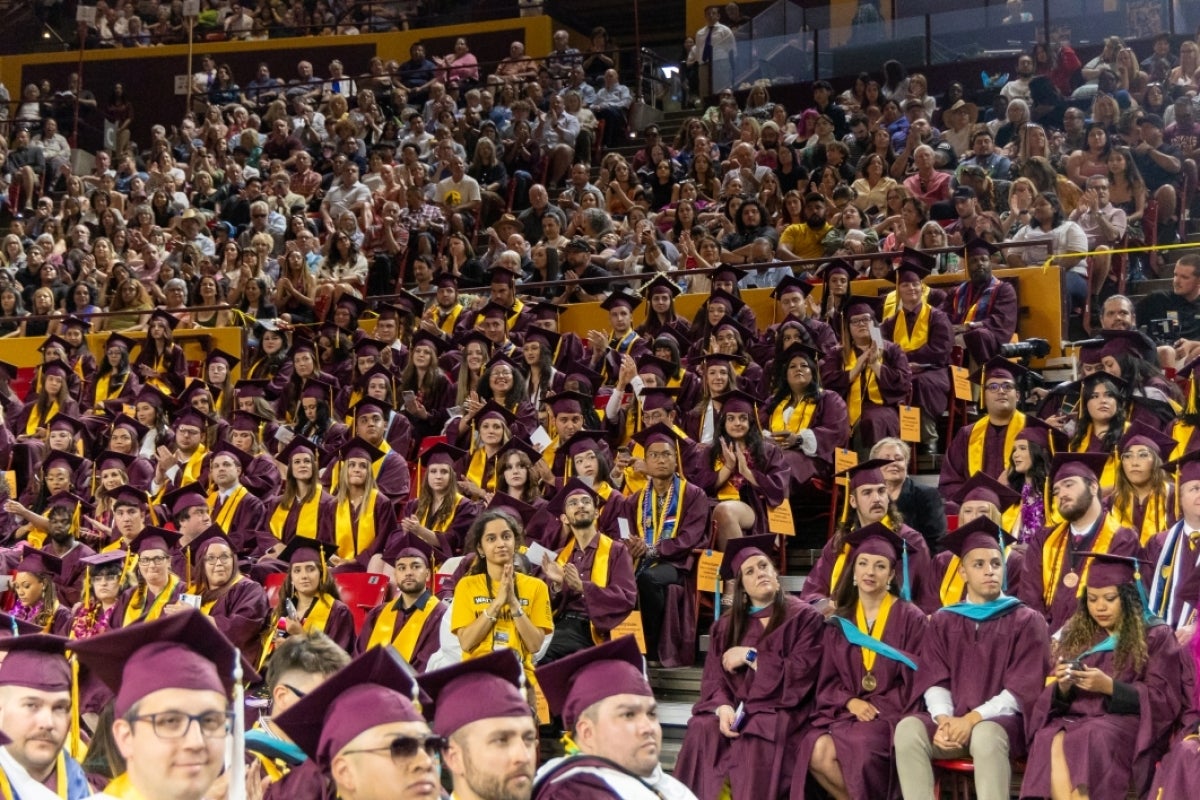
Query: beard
[[462, 754, 534, 800], [1059, 489, 1095, 522]]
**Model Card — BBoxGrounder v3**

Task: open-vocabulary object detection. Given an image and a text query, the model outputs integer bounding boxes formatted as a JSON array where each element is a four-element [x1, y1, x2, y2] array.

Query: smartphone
[[285, 599, 297, 618], [731, 701, 747, 732], [180, 593, 202, 609], [402, 390, 416, 405], [1067, 659, 1086, 672]]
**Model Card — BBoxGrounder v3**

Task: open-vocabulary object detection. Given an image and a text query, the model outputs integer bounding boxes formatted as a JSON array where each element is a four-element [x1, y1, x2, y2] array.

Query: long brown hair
[[728, 560, 790, 646], [1057, 583, 1149, 674]]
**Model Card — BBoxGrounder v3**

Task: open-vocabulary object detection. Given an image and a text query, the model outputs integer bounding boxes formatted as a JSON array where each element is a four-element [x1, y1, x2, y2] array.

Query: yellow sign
[[767, 499, 795, 536], [952, 366, 973, 402], [834, 448, 859, 485], [899, 405, 921, 443], [610, 612, 646, 653], [696, 549, 724, 598]]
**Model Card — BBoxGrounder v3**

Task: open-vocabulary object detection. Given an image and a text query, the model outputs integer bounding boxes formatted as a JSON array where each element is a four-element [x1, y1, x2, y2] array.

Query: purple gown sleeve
[[578, 539, 637, 633]]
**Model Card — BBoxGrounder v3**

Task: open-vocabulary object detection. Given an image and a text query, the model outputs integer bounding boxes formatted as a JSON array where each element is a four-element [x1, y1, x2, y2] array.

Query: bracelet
[[512, 607, 525, 619], [483, 609, 498, 622]]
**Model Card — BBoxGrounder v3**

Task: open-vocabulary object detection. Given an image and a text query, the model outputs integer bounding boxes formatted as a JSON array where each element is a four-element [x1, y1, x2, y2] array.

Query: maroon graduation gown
[[242, 454, 283, 499], [943, 277, 1018, 367], [298, 597, 356, 653], [880, 304, 954, 418], [395, 496, 478, 561], [212, 489, 268, 556], [549, 535, 637, 636], [355, 590, 447, 672], [47, 540, 97, 606], [825, 341, 912, 444], [674, 598, 825, 800], [1015, 516, 1142, 632], [909, 601, 1050, 759], [791, 600, 926, 800], [82, 369, 140, 412], [264, 493, 339, 546], [693, 440, 788, 537], [262, 758, 329, 800], [206, 578, 270, 668], [9, 397, 82, 436], [760, 391, 850, 490], [1020, 624, 1182, 800], [938, 416, 1022, 512]]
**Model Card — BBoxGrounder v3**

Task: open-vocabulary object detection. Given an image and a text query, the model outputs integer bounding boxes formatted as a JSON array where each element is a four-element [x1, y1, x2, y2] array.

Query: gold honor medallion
[[1063, 571, 1080, 589], [861, 672, 877, 692]]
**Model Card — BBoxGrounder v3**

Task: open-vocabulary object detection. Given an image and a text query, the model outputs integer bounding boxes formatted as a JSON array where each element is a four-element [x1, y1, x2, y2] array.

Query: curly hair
[[1056, 582, 1148, 674]]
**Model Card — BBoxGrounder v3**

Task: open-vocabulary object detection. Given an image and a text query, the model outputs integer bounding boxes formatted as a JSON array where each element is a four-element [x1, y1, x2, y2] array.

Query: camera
[[999, 337, 1051, 360], [1145, 318, 1180, 345]]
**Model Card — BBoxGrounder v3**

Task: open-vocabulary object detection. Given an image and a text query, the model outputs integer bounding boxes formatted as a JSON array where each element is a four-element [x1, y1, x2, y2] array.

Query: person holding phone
[[675, 536, 825, 799]]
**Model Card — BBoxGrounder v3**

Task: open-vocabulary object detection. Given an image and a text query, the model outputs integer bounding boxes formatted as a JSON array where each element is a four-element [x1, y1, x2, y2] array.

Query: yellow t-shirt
[[780, 222, 831, 260], [450, 571, 553, 687]]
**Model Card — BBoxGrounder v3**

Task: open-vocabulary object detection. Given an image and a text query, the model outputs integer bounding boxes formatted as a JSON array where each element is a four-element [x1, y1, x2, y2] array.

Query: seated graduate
[[1109, 422, 1176, 546], [110, 525, 185, 628], [265, 536, 356, 657], [357, 540, 446, 672], [398, 441, 478, 562], [934, 474, 1022, 606], [795, 523, 926, 800], [674, 536, 825, 800], [895, 517, 1051, 800], [1146, 582, 1200, 798], [205, 441, 268, 554], [535, 636, 698, 800], [1020, 553, 1183, 800], [1146, 449, 1200, 636], [328, 436, 400, 567], [9, 545, 71, 635], [538, 478, 637, 663], [265, 437, 337, 549], [1063, 371, 1130, 493]]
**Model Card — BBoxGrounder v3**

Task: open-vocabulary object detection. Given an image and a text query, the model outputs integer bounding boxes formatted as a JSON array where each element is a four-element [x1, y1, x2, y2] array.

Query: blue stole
[[63, 752, 93, 800], [831, 615, 918, 671], [246, 727, 308, 767], [612, 330, 640, 354], [1149, 519, 1188, 619], [1078, 634, 1117, 660], [940, 595, 1022, 622]]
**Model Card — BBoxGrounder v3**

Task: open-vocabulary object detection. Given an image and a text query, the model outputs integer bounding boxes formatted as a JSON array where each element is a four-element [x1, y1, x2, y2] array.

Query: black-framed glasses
[[343, 734, 447, 762], [129, 710, 231, 739], [985, 382, 1017, 393], [281, 683, 308, 699]]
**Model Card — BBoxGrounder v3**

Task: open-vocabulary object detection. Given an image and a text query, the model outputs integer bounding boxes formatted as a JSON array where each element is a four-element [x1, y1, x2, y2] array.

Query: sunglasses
[[343, 734, 447, 762]]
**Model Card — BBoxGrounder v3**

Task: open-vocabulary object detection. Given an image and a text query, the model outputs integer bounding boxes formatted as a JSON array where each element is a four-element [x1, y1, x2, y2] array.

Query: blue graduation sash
[[939, 595, 1022, 622], [831, 615, 918, 671]]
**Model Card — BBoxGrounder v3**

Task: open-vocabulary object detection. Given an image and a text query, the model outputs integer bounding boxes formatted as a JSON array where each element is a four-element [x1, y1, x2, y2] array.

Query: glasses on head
[[343, 734, 447, 762], [129, 710, 231, 739], [985, 382, 1016, 393], [140, 555, 169, 566]]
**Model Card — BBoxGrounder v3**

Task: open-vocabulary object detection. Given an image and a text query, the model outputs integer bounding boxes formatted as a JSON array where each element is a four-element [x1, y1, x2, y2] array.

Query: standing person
[[674, 536, 825, 799], [273, 647, 442, 800], [418, 650, 538, 800], [894, 518, 1051, 800], [72, 610, 261, 800], [534, 636, 698, 799], [687, 6, 735, 94]]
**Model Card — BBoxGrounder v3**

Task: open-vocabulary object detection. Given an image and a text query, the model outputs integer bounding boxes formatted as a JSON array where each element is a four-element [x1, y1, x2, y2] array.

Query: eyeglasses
[[848, 316, 874, 326], [343, 734, 447, 762], [139, 555, 168, 566], [985, 382, 1016, 393], [205, 553, 233, 565], [281, 683, 308, 699], [644, 449, 676, 461], [129, 710, 231, 739]]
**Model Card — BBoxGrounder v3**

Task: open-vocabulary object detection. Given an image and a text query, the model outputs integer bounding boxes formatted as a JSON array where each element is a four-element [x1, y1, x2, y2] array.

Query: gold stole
[[845, 349, 884, 426], [96, 773, 141, 799], [270, 491, 322, 539], [330, 442, 391, 494], [123, 573, 180, 626], [712, 456, 741, 501], [855, 593, 896, 678], [201, 574, 242, 614], [1079, 428, 1121, 489], [335, 490, 378, 559], [557, 535, 614, 643], [342, 389, 364, 424], [466, 447, 498, 492], [1171, 422, 1195, 462], [301, 593, 335, 633], [1041, 515, 1121, 607], [829, 517, 895, 591], [209, 485, 248, 533], [367, 593, 439, 661], [770, 398, 817, 434], [891, 304, 931, 353], [967, 412, 1026, 476], [181, 444, 208, 485], [25, 400, 59, 436], [939, 557, 967, 606], [435, 303, 463, 334], [1114, 489, 1170, 546]]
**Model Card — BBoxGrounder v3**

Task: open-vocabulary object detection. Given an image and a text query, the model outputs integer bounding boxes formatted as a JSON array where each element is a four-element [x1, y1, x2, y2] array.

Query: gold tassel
[[68, 658, 84, 759], [560, 732, 580, 755]]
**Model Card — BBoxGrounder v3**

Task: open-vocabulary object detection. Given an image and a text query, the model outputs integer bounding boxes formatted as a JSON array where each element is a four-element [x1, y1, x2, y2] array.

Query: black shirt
[[1136, 290, 1200, 340]]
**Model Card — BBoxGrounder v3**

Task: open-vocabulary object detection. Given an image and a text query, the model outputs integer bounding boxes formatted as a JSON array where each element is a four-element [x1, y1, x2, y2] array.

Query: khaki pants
[[894, 716, 1011, 800]]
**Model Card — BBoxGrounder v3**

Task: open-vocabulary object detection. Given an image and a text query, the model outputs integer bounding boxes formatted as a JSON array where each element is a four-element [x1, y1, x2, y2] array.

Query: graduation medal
[[1063, 571, 1079, 589], [861, 672, 877, 691]]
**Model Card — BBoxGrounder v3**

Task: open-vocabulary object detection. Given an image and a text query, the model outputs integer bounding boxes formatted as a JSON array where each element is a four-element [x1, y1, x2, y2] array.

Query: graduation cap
[[41, 360, 71, 381], [941, 515, 1015, 559], [48, 413, 87, 440], [278, 535, 339, 567], [771, 274, 814, 300], [835, 458, 893, 491], [497, 438, 542, 465], [475, 400, 517, 428], [485, 493, 538, 525], [963, 237, 1000, 258], [487, 352, 526, 379], [479, 301, 513, 324], [713, 316, 755, 345], [845, 295, 882, 321], [1098, 329, 1156, 363], [1076, 339, 1105, 366], [69, 608, 259, 718], [599, 289, 642, 313], [129, 526, 181, 556], [299, 378, 337, 403], [489, 263, 522, 284], [1118, 421, 1176, 459], [563, 364, 603, 395], [229, 410, 268, 434], [631, 422, 687, 451], [1075, 551, 1148, 589], [391, 536, 434, 567], [80, 550, 129, 572], [146, 308, 181, 332], [695, 352, 742, 373], [1078, 371, 1128, 407], [529, 302, 568, 322], [641, 274, 681, 299], [133, 384, 173, 411], [14, 546, 63, 578], [815, 258, 855, 280], [955, 473, 1021, 511], [47, 491, 94, 518], [278, 436, 319, 466], [350, 397, 391, 420], [843, 522, 913, 599], [893, 248, 935, 283], [163, 484, 209, 519], [419, 649, 527, 738], [209, 440, 253, 472], [273, 646, 427, 769], [715, 389, 759, 418], [780, 343, 821, 368], [561, 430, 604, 459], [705, 288, 744, 314], [458, 330, 495, 358], [546, 391, 591, 418], [38, 335, 74, 355], [104, 332, 138, 353], [638, 388, 682, 413], [333, 294, 368, 322], [110, 414, 149, 442], [535, 636, 651, 731], [432, 272, 460, 290], [42, 450, 85, 477], [186, 526, 235, 566], [177, 381, 216, 412], [546, 478, 601, 517], [232, 379, 270, 402], [391, 289, 426, 319], [1049, 452, 1110, 486], [0, 612, 42, 637], [1014, 415, 1065, 453], [710, 264, 747, 285], [410, 329, 449, 356], [172, 406, 211, 432], [205, 347, 241, 373], [352, 338, 386, 359], [416, 441, 467, 469], [969, 356, 1033, 386], [0, 635, 72, 693], [522, 327, 560, 354], [111, 485, 150, 511], [718, 534, 777, 582]]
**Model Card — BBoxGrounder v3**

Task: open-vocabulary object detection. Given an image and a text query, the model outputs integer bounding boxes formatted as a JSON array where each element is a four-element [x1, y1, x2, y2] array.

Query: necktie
[[1189, 531, 1199, 551], [703, 26, 714, 63]]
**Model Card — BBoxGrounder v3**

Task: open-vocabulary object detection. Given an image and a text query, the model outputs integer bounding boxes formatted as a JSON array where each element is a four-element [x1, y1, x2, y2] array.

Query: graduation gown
[[749, 317, 839, 373], [791, 600, 926, 800], [1143, 519, 1200, 630], [400, 379, 454, 458], [1016, 514, 1142, 632], [943, 277, 1018, 367], [760, 391, 850, 491], [549, 534, 637, 637], [880, 303, 954, 418], [694, 440, 788, 537], [132, 343, 186, 391], [83, 369, 140, 412], [674, 598, 825, 800], [9, 397, 81, 436], [203, 577, 270, 668], [242, 454, 283, 499], [110, 578, 186, 628], [329, 491, 399, 564], [1020, 623, 1182, 800], [265, 492, 338, 545], [48, 540, 97, 606], [293, 596, 356, 653], [800, 524, 940, 614], [262, 757, 329, 800], [938, 413, 1026, 512], [396, 496, 478, 561], [826, 341, 911, 443], [909, 600, 1050, 759], [444, 400, 539, 446], [210, 486, 268, 555], [355, 590, 447, 670]]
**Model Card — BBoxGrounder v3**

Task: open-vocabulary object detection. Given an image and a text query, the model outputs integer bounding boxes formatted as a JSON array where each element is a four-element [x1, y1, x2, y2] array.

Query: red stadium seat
[[263, 572, 285, 608], [333, 572, 391, 632]]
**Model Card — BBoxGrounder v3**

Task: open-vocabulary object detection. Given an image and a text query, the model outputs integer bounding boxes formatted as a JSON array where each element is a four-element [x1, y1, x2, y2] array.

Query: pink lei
[[71, 604, 115, 640]]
